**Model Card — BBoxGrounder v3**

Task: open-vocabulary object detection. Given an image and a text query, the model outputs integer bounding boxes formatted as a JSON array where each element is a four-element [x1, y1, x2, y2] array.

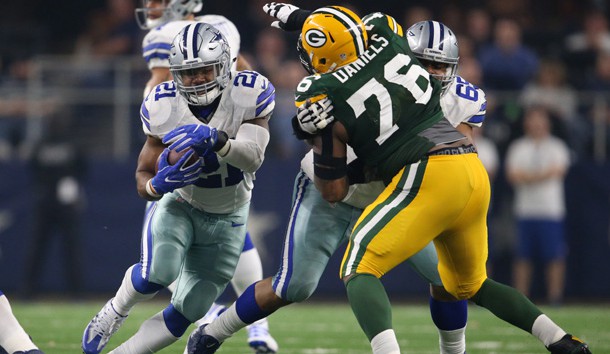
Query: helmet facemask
[[417, 52, 459, 94], [171, 61, 228, 106], [297, 36, 315, 75]]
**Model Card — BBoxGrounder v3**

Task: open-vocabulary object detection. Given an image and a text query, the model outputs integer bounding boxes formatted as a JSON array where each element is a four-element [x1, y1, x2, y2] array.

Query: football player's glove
[[297, 97, 335, 134], [151, 148, 202, 195], [163, 124, 219, 156], [262, 2, 312, 31]]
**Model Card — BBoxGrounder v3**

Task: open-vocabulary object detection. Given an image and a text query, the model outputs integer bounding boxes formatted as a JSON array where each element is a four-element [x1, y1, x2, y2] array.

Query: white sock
[[370, 329, 401, 354], [112, 265, 157, 316], [205, 304, 247, 342], [231, 248, 263, 296], [0, 295, 38, 352], [438, 326, 466, 354], [109, 311, 179, 354], [532, 314, 566, 347]]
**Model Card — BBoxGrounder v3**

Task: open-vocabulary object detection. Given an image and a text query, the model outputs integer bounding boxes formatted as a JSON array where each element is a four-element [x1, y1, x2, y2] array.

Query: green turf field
[[11, 300, 610, 353]]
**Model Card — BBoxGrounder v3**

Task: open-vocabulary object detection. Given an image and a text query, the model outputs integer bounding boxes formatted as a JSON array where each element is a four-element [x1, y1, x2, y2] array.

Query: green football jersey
[[295, 13, 447, 182]]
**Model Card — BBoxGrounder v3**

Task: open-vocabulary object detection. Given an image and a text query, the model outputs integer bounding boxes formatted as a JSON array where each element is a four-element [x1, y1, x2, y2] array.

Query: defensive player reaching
[[182, 5, 486, 354], [279, 6, 590, 354], [82, 1, 277, 353], [0, 290, 44, 354], [85, 23, 274, 354]]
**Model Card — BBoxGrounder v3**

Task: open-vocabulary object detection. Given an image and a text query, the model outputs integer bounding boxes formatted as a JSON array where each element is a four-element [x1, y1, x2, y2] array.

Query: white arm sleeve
[[218, 122, 270, 173]]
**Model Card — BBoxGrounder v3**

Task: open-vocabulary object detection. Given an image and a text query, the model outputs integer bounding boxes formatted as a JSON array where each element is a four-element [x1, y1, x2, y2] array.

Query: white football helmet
[[406, 20, 459, 94], [135, 0, 204, 30], [169, 23, 231, 106]]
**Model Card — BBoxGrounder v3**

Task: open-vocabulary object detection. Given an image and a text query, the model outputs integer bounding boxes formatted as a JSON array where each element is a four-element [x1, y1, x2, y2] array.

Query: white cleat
[[82, 298, 127, 354], [196, 303, 227, 327], [247, 319, 278, 354]]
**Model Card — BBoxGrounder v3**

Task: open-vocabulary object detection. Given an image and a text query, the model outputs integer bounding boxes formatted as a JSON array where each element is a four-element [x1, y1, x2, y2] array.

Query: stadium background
[[0, 0, 609, 304]]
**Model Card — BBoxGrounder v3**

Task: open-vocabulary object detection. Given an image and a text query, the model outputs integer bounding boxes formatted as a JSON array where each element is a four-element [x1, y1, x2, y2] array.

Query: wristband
[[146, 179, 162, 199], [216, 139, 231, 157], [213, 130, 229, 153]]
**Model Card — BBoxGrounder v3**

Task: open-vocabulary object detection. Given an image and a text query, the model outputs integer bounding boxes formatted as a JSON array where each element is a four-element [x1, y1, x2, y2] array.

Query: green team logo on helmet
[[305, 29, 327, 48]]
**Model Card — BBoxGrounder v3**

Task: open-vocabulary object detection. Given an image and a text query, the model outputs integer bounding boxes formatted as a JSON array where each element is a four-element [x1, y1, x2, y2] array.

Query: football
[[156, 148, 199, 172]]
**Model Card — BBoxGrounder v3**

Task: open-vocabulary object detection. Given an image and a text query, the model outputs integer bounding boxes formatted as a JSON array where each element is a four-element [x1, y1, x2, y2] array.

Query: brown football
[[156, 148, 199, 172]]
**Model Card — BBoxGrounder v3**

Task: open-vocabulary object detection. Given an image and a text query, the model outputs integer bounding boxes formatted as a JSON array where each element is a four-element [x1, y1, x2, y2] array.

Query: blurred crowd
[[0, 0, 609, 161], [0, 0, 608, 301]]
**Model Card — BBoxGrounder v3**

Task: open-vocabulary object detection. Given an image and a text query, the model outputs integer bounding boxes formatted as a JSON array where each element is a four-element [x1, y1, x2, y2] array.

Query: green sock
[[471, 278, 543, 332], [345, 274, 392, 341]]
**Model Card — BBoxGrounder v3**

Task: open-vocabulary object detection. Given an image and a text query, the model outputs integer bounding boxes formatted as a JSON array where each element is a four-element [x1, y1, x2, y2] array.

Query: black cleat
[[547, 334, 591, 354], [186, 324, 222, 354]]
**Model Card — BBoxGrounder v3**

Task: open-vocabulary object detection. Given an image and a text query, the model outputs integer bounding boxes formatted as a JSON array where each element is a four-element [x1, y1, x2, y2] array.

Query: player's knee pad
[[445, 282, 484, 300], [282, 277, 319, 303], [147, 245, 183, 286], [177, 275, 231, 322]]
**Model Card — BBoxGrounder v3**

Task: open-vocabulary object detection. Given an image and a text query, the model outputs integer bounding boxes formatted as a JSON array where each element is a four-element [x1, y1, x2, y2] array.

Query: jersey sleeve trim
[[386, 15, 403, 36], [467, 114, 485, 124], [295, 93, 328, 108], [143, 42, 172, 63], [468, 100, 487, 125], [256, 81, 276, 117], [140, 100, 151, 132]]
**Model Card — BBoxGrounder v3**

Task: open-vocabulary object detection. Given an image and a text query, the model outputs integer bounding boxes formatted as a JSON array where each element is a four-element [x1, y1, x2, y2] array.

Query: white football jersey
[[140, 71, 275, 213], [441, 75, 487, 128], [301, 75, 488, 209], [142, 15, 241, 71]]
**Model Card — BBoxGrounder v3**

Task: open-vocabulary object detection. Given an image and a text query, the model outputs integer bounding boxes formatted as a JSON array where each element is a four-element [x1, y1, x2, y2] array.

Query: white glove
[[263, 2, 300, 29], [297, 97, 335, 134]]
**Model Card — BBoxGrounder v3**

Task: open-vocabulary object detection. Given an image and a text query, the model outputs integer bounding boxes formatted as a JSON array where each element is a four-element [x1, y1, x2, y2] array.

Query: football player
[[182, 6, 477, 354], [82, 1, 277, 354], [186, 4, 591, 354], [293, 6, 590, 354], [0, 291, 44, 354], [84, 24, 274, 354]]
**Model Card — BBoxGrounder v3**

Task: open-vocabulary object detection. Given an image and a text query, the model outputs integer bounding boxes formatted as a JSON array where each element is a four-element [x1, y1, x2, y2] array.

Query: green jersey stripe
[[342, 159, 428, 276]]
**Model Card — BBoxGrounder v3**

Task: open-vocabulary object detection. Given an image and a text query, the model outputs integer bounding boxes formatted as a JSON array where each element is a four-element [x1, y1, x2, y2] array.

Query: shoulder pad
[[140, 81, 184, 137], [294, 75, 329, 107], [441, 76, 487, 128], [228, 71, 276, 119], [142, 22, 190, 68]]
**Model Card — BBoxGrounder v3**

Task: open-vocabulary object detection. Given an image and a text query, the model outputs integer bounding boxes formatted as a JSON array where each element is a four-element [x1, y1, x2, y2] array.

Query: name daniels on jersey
[[331, 34, 389, 84]]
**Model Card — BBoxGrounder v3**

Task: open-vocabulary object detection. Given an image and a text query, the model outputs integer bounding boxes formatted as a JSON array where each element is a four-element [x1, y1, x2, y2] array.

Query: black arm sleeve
[[291, 114, 317, 140], [346, 158, 367, 185], [281, 9, 313, 31]]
